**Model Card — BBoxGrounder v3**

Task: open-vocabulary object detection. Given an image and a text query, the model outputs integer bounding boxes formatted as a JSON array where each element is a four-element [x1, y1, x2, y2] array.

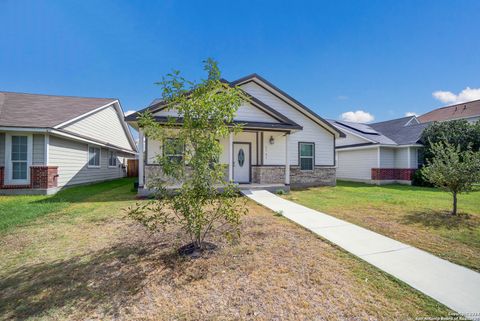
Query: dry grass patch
[[0, 183, 450, 320]]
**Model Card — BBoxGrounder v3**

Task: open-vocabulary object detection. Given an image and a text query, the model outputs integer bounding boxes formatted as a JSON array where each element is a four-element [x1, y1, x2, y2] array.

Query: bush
[[411, 167, 434, 187]]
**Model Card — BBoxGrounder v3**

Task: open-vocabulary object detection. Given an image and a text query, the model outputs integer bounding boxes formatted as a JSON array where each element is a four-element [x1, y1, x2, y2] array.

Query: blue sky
[[1, 0, 479, 123]]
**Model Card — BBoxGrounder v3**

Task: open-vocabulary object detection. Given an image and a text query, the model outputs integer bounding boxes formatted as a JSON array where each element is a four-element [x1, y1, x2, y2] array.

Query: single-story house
[[0, 91, 137, 194], [329, 116, 428, 184], [418, 99, 480, 123], [126, 74, 345, 194]]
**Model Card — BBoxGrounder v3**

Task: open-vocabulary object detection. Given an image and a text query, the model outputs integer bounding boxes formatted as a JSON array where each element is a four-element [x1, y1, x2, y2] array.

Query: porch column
[[285, 133, 290, 185], [138, 129, 145, 187], [228, 132, 233, 182]]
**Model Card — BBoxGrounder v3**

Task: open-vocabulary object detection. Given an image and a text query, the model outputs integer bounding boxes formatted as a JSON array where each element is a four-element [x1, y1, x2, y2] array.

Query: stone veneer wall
[[290, 166, 336, 187], [144, 164, 230, 187], [145, 164, 337, 187], [251, 166, 285, 184], [252, 165, 336, 187]]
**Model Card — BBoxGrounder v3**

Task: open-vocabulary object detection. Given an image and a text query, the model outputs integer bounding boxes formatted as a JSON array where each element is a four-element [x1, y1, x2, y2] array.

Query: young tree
[[128, 59, 248, 253], [421, 141, 480, 215]]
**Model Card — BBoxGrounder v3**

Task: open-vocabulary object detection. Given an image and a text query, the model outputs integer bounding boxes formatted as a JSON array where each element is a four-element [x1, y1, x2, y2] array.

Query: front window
[[88, 146, 100, 167], [299, 142, 314, 170], [108, 150, 117, 167], [11, 136, 28, 180], [163, 138, 184, 163]]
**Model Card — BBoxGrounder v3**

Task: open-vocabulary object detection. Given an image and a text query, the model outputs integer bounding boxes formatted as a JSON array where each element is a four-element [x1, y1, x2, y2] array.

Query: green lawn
[[0, 178, 136, 233], [0, 178, 451, 320], [285, 180, 480, 271]]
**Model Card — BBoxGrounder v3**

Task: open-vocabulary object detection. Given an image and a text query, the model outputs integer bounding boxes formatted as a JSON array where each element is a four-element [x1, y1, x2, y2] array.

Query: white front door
[[233, 143, 250, 183]]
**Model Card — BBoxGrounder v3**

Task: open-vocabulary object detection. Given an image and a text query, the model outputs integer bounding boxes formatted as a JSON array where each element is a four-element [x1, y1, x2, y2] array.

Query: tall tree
[[420, 119, 480, 162], [128, 59, 248, 253], [421, 141, 480, 215]]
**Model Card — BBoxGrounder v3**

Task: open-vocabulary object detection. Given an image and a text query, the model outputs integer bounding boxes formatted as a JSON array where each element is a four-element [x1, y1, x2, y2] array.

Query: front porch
[[139, 129, 295, 192]]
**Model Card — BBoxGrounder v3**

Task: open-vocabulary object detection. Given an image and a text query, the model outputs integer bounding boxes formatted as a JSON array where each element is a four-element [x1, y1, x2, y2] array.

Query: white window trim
[[87, 145, 101, 168], [5, 133, 33, 185], [108, 150, 117, 168]]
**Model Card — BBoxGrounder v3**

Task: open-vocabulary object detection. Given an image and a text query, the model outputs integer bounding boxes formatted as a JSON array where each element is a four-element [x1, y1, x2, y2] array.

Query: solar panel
[[336, 121, 379, 135]]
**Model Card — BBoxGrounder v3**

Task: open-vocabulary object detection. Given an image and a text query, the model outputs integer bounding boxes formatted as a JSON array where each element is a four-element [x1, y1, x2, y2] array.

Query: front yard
[[0, 179, 451, 320], [285, 180, 480, 271]]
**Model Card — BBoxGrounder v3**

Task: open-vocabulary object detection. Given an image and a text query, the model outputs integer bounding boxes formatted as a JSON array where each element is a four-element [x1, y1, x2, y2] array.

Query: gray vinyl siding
[[62, 105, 133, 151], [0, 133, 4, 166], [49, 135, 128, 187], [32, 134, 45, 165], [379, 147, 395, 168], [337, 148, 378, 180], [394, 147, 410, 168]]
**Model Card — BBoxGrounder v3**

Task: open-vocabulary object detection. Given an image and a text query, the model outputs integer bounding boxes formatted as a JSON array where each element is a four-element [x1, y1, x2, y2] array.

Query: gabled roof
[[418, 99, 480, 123], [0, 91, 116, 128], [330, 115, 428, 146], [329, 119, 396, 145], [370, 117, 429, 145], [125, 74, 344, 136], [0, 91, 137, 153], [230, 74, 344, 137]]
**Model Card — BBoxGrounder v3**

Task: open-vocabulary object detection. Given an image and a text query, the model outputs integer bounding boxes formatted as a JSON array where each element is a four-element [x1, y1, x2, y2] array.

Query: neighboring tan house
[[126, 74, 345, 194], [329, 116, 428, 184], [0, 92, 137, 194], [418, 99, 480, 123]]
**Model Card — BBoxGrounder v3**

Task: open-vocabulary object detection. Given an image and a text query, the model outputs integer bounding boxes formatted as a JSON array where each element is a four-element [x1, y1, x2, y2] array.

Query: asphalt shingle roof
[[329, 116, 428, 146], [370, 117, 429, 145], [0, 91, 116, 128], [418, 99, 480, 123]]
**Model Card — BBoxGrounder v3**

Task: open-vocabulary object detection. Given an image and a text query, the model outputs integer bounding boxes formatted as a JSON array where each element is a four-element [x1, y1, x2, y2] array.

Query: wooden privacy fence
[[127, 159, 139, 177]]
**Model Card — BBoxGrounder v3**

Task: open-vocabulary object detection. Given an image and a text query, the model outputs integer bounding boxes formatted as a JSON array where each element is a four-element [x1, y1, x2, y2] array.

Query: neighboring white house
[[329, 116, 428, 184], [0, 91, 137, 194], [126, 74, 345, 194], [418, 99, 480, 123]]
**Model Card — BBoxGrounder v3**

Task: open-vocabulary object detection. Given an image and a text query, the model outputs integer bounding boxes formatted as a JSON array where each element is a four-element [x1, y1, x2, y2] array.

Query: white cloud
[[124, 110, 136, 116], [337, 95, 348, 100], [432, 87, 480, 104], [340, 110, 375, 123], [405, 112, 419, 117]]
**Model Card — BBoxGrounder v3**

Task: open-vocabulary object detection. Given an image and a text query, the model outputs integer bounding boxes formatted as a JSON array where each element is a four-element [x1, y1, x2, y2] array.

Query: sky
[[1, 0, 479, 124]]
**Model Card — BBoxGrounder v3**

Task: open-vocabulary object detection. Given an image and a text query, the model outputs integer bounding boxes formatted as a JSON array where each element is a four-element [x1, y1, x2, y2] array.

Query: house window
[[299, 142, 314, 170], [108, 150, 117, 167], [12, 136, 28, 180], [88, 146, 101, 167], [163, 138, 184, 163]]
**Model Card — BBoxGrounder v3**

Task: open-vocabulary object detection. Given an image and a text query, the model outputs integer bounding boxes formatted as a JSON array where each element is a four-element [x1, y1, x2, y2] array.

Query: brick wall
[[0, 166, 58, 190], [371, 168, 416, 181], [30, 166, 59, 189]]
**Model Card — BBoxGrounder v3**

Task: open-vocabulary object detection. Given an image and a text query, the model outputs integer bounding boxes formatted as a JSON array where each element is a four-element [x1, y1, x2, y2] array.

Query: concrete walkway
[[242, 189, 480, 315]]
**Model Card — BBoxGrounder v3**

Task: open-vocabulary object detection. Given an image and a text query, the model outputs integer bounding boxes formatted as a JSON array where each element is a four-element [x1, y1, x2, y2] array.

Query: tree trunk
[[452, 192, 458, 216]]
